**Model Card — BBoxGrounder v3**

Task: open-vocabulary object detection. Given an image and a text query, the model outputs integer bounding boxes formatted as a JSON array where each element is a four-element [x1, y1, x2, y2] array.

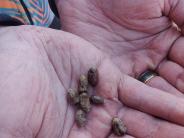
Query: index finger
[[96, 60, 184, 126], [118, 75, 184, 126]]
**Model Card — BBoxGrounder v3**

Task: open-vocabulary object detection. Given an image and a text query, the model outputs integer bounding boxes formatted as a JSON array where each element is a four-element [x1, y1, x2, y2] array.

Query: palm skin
[[0, 26, 111, 137], [2, 26, 184, 138], [2, 0, 184, 138], [0, 26, 133, 138], [57, 0, 184, 93]]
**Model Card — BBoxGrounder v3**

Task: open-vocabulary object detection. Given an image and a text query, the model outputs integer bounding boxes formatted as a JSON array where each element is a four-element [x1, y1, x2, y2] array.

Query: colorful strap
[[0, 0, 55, 27]]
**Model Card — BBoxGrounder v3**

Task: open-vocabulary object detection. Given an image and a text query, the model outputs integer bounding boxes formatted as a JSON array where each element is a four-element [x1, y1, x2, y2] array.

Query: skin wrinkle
[[60, 1, 170, 33], [167, 0, 177, 17], [127, 50, 153, 77], [58, 0, 176, 73], [41, 30, 73, 91], [85, 2, 111, 32], [39, 33, 67, 90], [175, 67, 184, 85], [60, 38, 86, 138], [42, 40, 71, 138], [16, 28, 71, 138], [57, 0, 175, 61], [88, 101, 117, 137], [60, 42, 73, 138], [163, 0, 170, 16], [155, 61, 184, 97], [4, 1, 184, 133], [28, 58, 51, 136], [158, 0, 165, 12], [60, 101, 69, 137], [66, 19, 117, 56], [102, 23, 168, 57], [100, 3, 165, 33], [0, 38, 45, 137], [0, 63, 25, 89], [167, 34, 181, 59], [88, 115, 109, 137], [49, 1, 184, 135], [105, 19, 165, 48], [118, 75, 126, 102], [27, 0, 184, 137], [24, 79, 39, 138], [35, 104, 49, 138], [66, 112, 75, 138], [168, 37, 184, 65], [144, 33, 166, 61], [176, 72, 184, 92], [152, 122, 164, 138], [106, 99, 122, 117], [166, 0, 184, 34], [33, 69, 51, 137], [28, 62, 43, 134], [61, 0, 90, 23], [149, 121, 161, 138], [162, 30, 181, 56], [14, 28, 53, 75], [60, 107, 76, 138], [3, 40, 43, 137], [116, 108, 128, 135], [101, 11, 145, 39], [169, 1, 180, 23], [106, 103, 123, 137], [61, 0, 161, 48], [105, 16, 150, 43], [118, 108, 159, 138], [12, 27, 70, 137]]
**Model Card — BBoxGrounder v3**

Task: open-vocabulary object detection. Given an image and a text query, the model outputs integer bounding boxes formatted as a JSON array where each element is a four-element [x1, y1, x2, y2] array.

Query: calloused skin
[[1, 26, 184, 138]]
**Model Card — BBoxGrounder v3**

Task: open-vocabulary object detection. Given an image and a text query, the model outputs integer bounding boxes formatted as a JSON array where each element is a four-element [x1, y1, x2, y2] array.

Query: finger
[[163, 1, 184, 71], [118, 106, 184, 138], [108, 134, 135, 138], [162, 0, 184, 33], [118, 74, 184, 125], [157, 60, 184, 93], [97, 60, 184, 125], [169, 36, 184, 67], [146, 75, 184, 97]]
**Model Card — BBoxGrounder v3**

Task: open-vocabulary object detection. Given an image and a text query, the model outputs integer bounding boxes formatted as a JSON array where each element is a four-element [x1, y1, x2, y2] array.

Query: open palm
[[1, 26, 184, 138], [57, 0, 184, 94]]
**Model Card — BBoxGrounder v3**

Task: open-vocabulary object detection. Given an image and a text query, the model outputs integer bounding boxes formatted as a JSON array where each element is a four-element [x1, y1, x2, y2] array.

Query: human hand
[[1, 26, 184, 138], [56, 0, 184, 96]]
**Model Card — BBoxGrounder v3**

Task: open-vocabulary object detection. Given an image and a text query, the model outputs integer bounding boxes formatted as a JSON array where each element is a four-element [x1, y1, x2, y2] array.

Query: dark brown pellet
[[90, 95, 104, 105], [67, 88, 79, 105], [79, 93, 91, 113], [112, 117, 127, 136], [79, 75, 88, 93], [88, 67, 98, 87], [75, 109, 87, 127]]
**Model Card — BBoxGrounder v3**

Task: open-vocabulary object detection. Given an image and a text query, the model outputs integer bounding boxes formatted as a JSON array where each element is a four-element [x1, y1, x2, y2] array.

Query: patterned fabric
[[0, 0, 55, 26], [48, 0, 59, 17]]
